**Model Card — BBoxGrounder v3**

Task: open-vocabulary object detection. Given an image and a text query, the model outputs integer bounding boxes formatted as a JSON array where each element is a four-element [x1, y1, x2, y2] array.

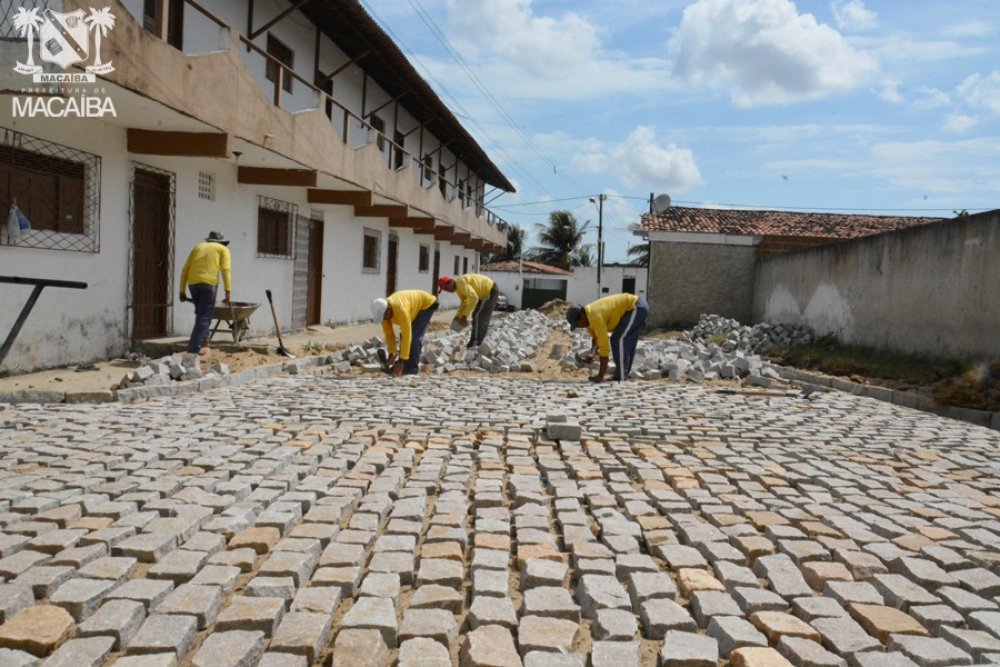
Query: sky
[[362, 0, 1000, 262]]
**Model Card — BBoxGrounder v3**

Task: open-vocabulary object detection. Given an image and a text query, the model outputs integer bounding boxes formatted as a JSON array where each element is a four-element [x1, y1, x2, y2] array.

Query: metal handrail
[[0, 276, 88, 367], [183, 0, 489, 216]]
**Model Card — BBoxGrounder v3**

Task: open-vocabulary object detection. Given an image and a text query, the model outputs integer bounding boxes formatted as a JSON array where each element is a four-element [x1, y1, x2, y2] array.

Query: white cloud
[[911, 86, 951, 110], [870, 137, 1000, 193], [569, 126, 703, 193], [832, 0, 876, 31], [669, 0, 878, 107], [433, 0, 672, 100], [942, 114, 979, 134], [878, 79, 903, 103], [956, 71, 1000, 117], [942, 20, 995, 38], [612, 126, 703, 191]]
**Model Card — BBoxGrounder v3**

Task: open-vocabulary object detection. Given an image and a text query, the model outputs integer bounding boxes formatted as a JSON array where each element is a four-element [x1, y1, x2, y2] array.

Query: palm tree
[[626, 223, 650, 267], [528, 210, 594, 270], [505, 224, 525, 260], [84, 7, 117, 69], [13, 8, 42, 68]]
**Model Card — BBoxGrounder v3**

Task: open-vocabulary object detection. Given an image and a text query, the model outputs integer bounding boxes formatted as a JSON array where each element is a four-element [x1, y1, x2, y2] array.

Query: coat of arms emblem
[[12, 5, 117, 75]]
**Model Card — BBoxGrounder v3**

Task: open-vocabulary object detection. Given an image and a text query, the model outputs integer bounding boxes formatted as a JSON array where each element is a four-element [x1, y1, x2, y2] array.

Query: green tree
[[528, 210, 594, 270], [505, 224, 525, 260]]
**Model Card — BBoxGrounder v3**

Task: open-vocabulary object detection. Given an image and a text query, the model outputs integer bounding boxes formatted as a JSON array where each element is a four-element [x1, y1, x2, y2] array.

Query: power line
[[403, 0, 592, 197]]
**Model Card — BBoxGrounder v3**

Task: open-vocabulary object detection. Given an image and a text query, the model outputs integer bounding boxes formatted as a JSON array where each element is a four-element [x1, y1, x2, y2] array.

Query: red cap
[[438, 276, 453, 289]]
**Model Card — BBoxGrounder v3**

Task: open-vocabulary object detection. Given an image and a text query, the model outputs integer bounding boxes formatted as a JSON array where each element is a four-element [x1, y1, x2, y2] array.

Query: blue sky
[[363, 0, 1000, 261]]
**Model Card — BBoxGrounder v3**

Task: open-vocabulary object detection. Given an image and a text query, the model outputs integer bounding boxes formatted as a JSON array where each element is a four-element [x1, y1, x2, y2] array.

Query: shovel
[[265, 289, 295, 358]]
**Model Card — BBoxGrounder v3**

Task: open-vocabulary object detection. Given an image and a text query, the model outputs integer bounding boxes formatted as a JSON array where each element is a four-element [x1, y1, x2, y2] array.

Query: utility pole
[[589, 193, 607, 299]]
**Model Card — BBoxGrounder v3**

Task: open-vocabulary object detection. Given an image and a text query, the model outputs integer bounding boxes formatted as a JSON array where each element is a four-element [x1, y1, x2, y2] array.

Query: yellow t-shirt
[[382, 290, 437, 360], [180, 242, 231, 292], [454, 274, 495, 318], [585, 293, 640, 357]]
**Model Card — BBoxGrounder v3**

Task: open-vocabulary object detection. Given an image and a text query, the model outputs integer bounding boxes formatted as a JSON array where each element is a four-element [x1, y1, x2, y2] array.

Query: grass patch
[[768, 335, 965, 386], [706, 333, 728, 346]]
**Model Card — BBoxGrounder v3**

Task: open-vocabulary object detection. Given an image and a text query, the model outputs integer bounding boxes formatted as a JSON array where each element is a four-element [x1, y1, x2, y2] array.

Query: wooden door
[[385, 235, 398, 297], [131, 169, 172, 339], [432, 248, 440, 294], [307, 219, 323, 324]]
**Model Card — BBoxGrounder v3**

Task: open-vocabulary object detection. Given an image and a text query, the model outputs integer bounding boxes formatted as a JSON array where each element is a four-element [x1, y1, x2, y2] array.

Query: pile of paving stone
[[682, 313, 814, 355], [118, 354, 231, 389], [420, 310, 554, 374]]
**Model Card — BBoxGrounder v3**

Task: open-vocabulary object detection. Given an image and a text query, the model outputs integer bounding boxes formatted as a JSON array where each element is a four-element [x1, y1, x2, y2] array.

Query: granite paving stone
[[0, 375, 998, 667]]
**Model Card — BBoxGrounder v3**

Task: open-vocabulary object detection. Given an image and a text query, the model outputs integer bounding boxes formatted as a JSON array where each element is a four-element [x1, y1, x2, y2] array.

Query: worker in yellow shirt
[[567, 293, 649, 382], [437, 273, 498, 348], [371, 289, 439, 376], [179, 231, 232, 355]]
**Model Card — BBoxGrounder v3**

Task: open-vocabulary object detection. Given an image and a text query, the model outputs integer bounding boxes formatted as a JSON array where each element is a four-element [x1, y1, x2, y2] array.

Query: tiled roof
[[639, 207, 943, 239], [481, 260, 573, 276]]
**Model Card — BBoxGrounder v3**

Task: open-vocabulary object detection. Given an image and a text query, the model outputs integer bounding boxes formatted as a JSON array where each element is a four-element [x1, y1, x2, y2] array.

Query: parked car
[[496, 292, 516, 311]]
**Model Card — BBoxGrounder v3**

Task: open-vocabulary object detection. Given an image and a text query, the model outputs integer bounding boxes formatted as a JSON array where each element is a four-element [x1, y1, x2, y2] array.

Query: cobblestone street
[[1, 375, 999, 667]]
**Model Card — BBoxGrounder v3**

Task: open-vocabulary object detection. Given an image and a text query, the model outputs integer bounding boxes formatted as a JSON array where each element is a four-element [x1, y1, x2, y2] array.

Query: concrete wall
[[482, 272, 524, 309], [647, 241, 757, 328], [753, 210, 1000, 360]]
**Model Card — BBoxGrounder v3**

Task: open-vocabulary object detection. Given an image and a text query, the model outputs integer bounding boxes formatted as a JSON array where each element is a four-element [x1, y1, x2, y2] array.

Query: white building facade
[[0, 0, 512, 372]]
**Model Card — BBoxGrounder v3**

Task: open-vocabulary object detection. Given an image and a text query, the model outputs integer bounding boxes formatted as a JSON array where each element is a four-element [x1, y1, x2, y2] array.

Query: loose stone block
[[810, 616, 881, 657], [591, 641, 641, 667], [517, 615, 578, 656], [577, 575, 632, 619], [707, 616, 769, 656], [593, 608, 638, 641], [691, 590, 743, 627], [155, 584, 222, 629], [468, 596, 518, 630], [77, 600, 146, 649], [659, 630, 719, 666], [41, 636, 114, 667], [216, 596, 286, 634], [290, 587, 341, 616], [847, 603, 927, 644], [0, 605, 74, 657], [105, 579, 174, 611], [399, 608, 459, 648], [522, 587, 580, 622], [730, 646, 794, 667], [191, 630, 266, 667], [48, 578, 117, 621], [887, 635, 974, 667], [0, 585, 34, 624], [341, 597, 398, 648], [126, 614, 198, 658], [639, 598, 697, 639], [460, 625, 522, 667], [268, 612, 333, 662], [331, 629, 390, 667], [399, 637, 451, 667], [776, 636, 847, 667]]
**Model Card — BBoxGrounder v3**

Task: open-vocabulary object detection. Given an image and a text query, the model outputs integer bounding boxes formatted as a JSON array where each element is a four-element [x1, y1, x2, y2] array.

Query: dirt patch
[[933, 363, 1000, 411], [529, 328, 589, 381], [198, 347, 295, 374], [537, 298, 571, 319]]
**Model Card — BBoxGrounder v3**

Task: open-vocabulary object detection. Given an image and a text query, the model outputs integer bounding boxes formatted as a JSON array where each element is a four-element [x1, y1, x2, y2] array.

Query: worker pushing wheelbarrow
[[179, 231, 234, 356]]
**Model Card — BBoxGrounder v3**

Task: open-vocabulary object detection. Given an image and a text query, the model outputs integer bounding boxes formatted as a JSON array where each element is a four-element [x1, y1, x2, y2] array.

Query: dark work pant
[[187, 283, 217, 353], [468, 286, 499, 348], [610, 298, 648, 381], [405, 300, 439, 374]]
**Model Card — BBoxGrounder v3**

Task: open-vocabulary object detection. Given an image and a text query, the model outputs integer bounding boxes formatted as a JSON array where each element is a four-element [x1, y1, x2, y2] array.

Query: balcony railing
[[179, 0, 504, 229]]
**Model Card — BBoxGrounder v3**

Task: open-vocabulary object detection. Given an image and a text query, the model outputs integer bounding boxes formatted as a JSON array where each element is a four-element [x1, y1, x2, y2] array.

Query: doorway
[[432, 247, 441, 294], [385, 234, 398, 297], [130, 166, 174, 339], [622, 276, 636, 294], [307, 218, 324, 324]]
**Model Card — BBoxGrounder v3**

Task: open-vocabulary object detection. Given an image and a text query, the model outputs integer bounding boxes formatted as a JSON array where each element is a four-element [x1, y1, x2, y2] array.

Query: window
[[197, 172, 215, 200], [463, 257, 468, 274], [418, 244, 429, 272], [142, 0, 161, 34], [266, 34, 293, 94], [422, 154, 434, 183], [363, 229, 381, 272], [257, 196, 296, 259], [143, 0, 182, 48], [0, 132, 101, 253], [393, 131, 405, 170], [458, 178, 466, 207], [438, 161, 447, 198], [370, 115, 386, 152]]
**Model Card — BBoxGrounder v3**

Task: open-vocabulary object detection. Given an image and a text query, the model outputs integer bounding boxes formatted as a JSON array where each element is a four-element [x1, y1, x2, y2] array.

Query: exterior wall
[[0, 118, 130, 373], [482, 272, 525, 309], [647, 240, 757, 328], [753, 210, 1000, 360], [566, 265, 648, 305]]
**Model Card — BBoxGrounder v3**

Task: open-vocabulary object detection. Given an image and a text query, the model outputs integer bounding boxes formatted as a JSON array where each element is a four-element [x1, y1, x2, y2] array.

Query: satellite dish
[[652, 194, 672, 214]]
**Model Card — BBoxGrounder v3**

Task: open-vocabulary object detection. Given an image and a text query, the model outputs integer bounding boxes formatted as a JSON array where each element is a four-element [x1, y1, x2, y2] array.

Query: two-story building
[[0, 0, 513, 372]]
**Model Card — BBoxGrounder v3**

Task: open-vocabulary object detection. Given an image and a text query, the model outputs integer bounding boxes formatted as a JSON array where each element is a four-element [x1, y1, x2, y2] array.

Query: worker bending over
[[567, 293, 649, 382], [438, 273, 498, 348], [372, 289, 439, 377]]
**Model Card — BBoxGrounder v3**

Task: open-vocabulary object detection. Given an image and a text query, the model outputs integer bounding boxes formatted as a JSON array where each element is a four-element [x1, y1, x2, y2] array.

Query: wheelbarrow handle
[[266, 289, 273, 302]]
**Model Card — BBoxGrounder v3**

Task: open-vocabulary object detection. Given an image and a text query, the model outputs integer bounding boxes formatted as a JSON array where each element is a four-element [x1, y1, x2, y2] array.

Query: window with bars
[[418, 244, 429, 272], [393, 130, 405, 170], [197, 172, 215, 200], [0, 130, 100, 252], [370, 115, 386, 152], [422, 154, 434, 183], [363, 229, 381, 272], [257, 196, 296, 258], [265, 34, 293, 94], [453, 255, 460, 275], [463, 257, 469, 274]]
